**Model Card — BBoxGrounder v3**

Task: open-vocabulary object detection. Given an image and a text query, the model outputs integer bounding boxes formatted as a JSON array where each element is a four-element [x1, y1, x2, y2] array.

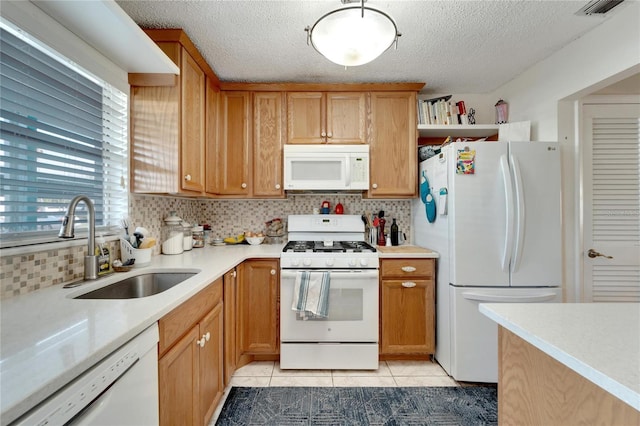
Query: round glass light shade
[[308, 6, 399, 67]]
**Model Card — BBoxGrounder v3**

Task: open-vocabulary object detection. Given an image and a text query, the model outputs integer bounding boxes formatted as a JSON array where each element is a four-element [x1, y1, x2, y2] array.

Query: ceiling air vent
[[576, 0, 625, 16]]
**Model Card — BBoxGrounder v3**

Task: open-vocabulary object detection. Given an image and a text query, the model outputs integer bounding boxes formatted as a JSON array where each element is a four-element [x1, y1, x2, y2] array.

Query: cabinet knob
[[196, 336, 206, 348], [372, 183, 378, 189], [275, 183, 281, 190], [321, 131, 327, 138], [401, 266, 417, 273], [270, 269, 276, 275], [205, 332, 211, 342], [402, 282, 417, 288], [241, 182, 247, 189], [184, 174, 192, 181], [232, 270, 237, 278], [327, 132, 333, 138]]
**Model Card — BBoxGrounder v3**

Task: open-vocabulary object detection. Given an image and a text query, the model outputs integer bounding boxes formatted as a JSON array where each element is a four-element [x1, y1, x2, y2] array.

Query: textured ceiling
[[116, 0, 626, 94]]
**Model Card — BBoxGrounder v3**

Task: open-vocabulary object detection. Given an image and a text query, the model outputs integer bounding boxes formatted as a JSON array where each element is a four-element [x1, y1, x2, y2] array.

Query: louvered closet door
[[582, 100, 640, 302]]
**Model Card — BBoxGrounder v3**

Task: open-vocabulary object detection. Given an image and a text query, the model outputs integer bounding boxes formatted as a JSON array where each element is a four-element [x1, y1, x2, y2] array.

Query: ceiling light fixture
[[305, 0, 401, 67]]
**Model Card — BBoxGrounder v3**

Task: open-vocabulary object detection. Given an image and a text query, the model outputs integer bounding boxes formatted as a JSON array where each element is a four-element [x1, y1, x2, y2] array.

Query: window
[[0, 21, 128, 247]]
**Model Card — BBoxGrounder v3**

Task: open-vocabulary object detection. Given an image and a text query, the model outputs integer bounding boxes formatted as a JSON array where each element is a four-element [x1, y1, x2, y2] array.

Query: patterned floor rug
[[215, 386, 497, 425]]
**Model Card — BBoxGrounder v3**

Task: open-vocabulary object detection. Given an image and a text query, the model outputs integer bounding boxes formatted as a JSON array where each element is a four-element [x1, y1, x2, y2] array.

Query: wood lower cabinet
[[158, 279, 224, 426], [237, 259, 279, 355], [368, 92, 417, 198], [286, 92, 366, 144], [379, 258, 435, 357]]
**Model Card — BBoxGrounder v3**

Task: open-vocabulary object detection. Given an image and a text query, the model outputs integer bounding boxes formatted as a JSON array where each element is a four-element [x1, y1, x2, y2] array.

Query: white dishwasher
[[13, 324, 159, 426]]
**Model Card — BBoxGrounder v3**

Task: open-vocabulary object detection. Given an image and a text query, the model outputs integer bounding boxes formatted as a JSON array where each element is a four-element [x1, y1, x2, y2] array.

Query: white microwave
[[283, 145, 369, 191]]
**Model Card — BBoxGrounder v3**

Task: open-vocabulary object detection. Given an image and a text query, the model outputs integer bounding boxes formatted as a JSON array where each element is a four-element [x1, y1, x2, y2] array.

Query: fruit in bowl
[[245, 231, 265, 245]]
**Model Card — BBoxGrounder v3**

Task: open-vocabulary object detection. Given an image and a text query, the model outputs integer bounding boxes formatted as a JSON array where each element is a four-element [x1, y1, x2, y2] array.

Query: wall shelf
[[417, 124, 499, 138]]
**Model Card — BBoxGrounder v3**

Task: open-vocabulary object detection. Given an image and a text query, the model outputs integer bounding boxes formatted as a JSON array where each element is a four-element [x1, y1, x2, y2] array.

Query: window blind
[[0, 23, 128, 246]]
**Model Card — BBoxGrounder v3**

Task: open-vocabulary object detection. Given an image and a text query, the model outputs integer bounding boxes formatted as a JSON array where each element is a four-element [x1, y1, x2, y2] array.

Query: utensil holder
[[120, 238, 152, 267]]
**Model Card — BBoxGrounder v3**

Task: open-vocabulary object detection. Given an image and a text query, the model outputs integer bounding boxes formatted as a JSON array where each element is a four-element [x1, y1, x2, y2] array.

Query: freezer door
[[508, 142, 562, 287], [448, 142, 511, 286], [450, 286, 561, 383]]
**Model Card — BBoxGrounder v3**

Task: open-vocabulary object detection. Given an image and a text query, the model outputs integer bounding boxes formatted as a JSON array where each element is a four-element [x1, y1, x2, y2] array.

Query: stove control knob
[[303, 258, 312, 267], [291, 258, 300, 267], [360, 258, 369, 267], [325, 258, 335, 267], [348, 258, 357, 267]]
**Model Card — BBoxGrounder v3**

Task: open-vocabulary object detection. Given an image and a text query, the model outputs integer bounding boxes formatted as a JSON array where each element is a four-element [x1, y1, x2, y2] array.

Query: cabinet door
[[205, 78, 219, 195], [180, 48, 206, 193], [159, 326, 200, 426], [368, 92, 417, 197], [326, 92, 366, 144], [223, 269, 237, 385], [238, 260, 279, 354], [287, 92, 325, 144], [217, 91, 251, 195], [380, 279, 435, 354], [199, 303, 224, 426], [253, 92, 284, 197]]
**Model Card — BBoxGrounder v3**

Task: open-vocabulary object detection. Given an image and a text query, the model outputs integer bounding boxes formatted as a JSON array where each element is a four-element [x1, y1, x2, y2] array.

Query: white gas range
[[280, 215, 380, 370]]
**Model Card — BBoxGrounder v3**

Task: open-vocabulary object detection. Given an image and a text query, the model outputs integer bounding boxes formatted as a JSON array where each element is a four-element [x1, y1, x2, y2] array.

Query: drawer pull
[[401, 266, 417, 273], [402, 282, 417, 288]]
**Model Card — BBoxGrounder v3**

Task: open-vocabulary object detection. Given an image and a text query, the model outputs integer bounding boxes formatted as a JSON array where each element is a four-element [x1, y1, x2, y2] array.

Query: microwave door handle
[[345, 156, 351, 187]]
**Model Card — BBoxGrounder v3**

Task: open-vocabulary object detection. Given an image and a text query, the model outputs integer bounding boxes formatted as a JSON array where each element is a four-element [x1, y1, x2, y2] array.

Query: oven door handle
[[281, 270, 379, 279]]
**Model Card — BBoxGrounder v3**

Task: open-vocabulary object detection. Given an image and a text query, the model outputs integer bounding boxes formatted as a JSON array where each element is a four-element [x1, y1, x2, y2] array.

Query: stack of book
[[418, 96, 470, 125]]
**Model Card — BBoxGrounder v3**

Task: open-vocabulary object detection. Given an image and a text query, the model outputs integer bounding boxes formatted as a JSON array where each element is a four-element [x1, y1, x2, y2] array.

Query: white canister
[[161, 211, 184, 255]]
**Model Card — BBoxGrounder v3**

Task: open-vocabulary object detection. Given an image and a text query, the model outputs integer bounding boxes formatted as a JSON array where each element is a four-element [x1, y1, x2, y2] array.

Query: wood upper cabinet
[[380, 258, 435, 356], [215, 91, 252, 196], [237, 259, 279, 354], [368, 92, 418, 198], [205, 77, 219, 195], [158, 279, 224, 426], [253, 92, 285, 197], [130, 37, 206, 196], [287, 92, 366, 144]]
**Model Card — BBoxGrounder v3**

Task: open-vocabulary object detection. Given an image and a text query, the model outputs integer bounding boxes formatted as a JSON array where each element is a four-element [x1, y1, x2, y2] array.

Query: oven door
[[280, 269, 379, 342]]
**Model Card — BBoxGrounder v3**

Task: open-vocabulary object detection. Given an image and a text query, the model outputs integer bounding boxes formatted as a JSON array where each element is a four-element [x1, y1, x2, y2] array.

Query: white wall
[[489, 2, 640, 302]]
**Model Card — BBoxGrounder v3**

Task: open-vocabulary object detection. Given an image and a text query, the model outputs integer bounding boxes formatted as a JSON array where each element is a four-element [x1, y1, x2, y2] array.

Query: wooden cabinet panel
[[287, 92, 325, 144], [380, 258, 435, 356], [253, 92, 284, 197], [130, 39, 206, 196], [205, 78, 219, 195], [380, 279, 435, 354], [287, 92, 366, 144], [199, 303, 224, 425], [326, 92, 366, 144], [368, 92, 417, 197], [159, 326, 199, 426], [237, 259, 279, 354], [180, 49, 205, 193], [216, 91, 251, 196], [223, 269, 237, 385]]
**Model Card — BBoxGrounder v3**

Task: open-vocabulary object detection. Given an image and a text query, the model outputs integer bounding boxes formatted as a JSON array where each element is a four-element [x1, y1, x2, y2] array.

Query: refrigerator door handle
[[462, 292, 558, 303], [509, 154, 525, 273], [500, 155, 515, 272]]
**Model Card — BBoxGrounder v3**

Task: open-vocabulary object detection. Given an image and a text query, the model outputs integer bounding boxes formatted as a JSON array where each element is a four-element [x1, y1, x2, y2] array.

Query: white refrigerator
[[412, 141, 563, 383]]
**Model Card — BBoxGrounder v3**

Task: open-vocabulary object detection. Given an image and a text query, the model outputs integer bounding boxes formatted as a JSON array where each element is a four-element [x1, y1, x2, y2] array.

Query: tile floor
[[210, 360, 462, 424]]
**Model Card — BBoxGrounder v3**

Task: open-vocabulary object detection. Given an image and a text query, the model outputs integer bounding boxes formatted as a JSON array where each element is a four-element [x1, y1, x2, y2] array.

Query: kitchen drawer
[[159, 278, 222, 355], [381, 258, 434, 278]]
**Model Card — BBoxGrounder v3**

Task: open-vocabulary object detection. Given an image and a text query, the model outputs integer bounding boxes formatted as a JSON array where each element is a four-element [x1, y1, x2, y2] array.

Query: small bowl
[[246, 236, 265, 245]]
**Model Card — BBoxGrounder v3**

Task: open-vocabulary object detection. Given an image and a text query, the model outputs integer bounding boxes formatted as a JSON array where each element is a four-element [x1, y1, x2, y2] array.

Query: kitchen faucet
[[58, 195, 99, 280]]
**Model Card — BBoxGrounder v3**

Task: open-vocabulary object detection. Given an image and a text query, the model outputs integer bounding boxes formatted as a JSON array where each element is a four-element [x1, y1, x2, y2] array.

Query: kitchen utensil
[[121, 217, 130, 238], [133, 232, 144, 248]]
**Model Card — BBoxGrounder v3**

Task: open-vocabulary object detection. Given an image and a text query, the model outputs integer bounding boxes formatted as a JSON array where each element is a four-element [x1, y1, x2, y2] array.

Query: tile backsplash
[[1, 194, 412, 299]]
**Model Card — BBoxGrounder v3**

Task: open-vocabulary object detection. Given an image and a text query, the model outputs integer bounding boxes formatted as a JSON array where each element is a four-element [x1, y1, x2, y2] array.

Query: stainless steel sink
[[74, 272, 196, 299]]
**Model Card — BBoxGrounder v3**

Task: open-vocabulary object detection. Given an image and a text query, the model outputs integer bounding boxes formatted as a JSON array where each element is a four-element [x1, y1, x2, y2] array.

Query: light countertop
[[376, 245, 439, 258], [0, 243, 283, 425], [479, 303, 640, 411]]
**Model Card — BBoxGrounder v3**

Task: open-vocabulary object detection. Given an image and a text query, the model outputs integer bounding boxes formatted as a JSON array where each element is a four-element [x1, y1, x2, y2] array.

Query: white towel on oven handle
[[292, 271, 330, 319]]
